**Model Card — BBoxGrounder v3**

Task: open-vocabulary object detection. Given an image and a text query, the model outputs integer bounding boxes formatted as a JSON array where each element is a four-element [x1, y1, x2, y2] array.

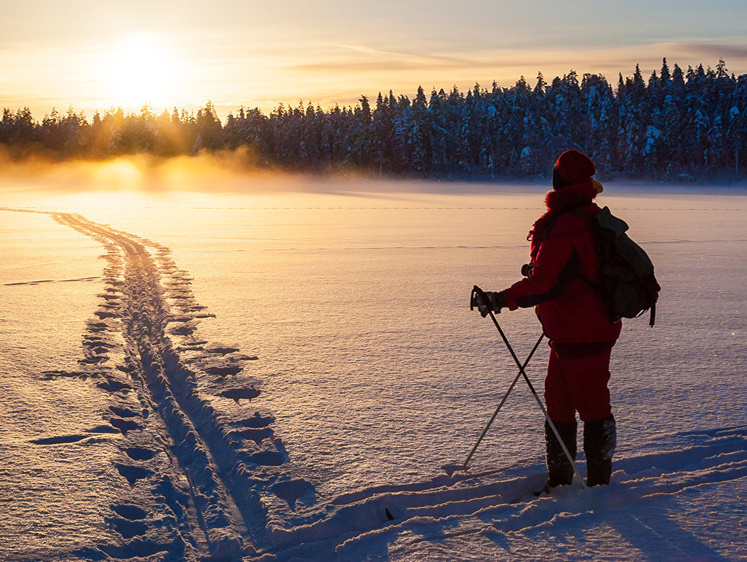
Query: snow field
[[1, 186, 745, 560]]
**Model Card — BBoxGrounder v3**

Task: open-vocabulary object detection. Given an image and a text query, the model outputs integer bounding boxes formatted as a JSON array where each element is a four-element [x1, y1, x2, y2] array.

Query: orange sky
[[1, 1, 746, 119]]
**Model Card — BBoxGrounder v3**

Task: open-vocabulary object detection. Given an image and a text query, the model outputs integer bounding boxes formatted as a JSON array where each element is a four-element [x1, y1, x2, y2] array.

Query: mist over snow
[[0, 177, 745, 560]]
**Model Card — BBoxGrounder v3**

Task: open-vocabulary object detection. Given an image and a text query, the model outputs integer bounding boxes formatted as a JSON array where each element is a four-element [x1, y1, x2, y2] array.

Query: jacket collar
[[544, 180, 597, 213]]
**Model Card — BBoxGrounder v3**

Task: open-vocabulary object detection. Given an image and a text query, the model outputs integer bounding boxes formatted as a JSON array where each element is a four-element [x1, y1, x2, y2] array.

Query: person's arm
[[503, 218, 580, 310]]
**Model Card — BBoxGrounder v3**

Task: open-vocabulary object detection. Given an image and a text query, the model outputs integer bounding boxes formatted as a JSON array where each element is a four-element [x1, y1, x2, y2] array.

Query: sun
[[105, 34, 180, 110]]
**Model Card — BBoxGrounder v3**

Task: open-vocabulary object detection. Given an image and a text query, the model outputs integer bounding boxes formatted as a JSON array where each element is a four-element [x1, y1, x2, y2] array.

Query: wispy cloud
[[289, 45, 466, 73], [283, 39, 747, 91], [664, 41, 747, 63], [2, 30, 746, 120]]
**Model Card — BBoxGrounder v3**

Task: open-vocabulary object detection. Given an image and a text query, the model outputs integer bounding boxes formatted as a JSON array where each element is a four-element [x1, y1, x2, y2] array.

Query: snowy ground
[[0, 178, 745, 560]]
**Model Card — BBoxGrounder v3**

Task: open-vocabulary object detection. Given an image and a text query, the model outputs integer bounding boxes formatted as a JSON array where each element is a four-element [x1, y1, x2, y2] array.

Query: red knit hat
[[552, 149, 595, 189]]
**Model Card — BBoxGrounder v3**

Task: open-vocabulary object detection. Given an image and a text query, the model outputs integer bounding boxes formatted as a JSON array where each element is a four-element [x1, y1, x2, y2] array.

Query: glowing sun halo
[[105, 35, 179, 109]]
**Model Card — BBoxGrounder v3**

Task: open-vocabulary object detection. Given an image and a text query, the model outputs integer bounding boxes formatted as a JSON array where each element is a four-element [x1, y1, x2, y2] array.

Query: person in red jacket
[[476, 149, 620, 487]]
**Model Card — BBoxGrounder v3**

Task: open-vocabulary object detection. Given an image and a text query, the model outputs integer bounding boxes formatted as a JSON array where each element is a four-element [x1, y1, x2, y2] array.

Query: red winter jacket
[[503, 182, 622, 345]]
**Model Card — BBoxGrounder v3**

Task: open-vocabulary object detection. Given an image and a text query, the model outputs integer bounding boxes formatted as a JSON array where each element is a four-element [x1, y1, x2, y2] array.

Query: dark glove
[[471, 289, 507, 317]]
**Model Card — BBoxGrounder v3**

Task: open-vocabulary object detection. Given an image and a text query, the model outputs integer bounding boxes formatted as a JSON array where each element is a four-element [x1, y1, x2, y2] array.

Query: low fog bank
[[0, 147, 304, 193], [0, 149, 745, 197]]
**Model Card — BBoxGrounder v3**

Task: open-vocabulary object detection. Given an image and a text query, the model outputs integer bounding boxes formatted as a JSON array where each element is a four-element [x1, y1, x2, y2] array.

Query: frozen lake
[[1, 177, 745, 560]]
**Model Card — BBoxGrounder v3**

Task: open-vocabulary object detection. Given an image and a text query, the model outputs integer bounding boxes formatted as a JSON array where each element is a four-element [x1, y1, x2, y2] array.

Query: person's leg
[[584, 415, 616, 486], [566, 348, 616, 486], [544, 419, 577, 487], [544, 350, 577, 487]]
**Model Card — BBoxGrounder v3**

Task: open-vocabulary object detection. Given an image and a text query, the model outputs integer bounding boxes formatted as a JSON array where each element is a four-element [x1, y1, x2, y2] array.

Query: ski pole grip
[[470, 285, 486, 311]]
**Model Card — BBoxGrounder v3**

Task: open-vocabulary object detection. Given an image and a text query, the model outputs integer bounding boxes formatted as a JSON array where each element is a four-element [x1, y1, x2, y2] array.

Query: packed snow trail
[[39, 212, 316, 560], [17, 208, 745, 560]]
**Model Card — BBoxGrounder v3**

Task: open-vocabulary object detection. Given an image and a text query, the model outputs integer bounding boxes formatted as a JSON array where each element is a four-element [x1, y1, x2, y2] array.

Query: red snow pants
[[544, 343, 614, 423]]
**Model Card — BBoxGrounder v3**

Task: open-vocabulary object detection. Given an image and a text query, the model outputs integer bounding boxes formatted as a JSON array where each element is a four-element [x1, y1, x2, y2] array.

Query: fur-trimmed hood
[[528, 181, 599, 248]]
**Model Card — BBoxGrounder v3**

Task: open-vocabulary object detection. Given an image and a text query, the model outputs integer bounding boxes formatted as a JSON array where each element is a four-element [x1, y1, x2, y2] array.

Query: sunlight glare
[[90, 158, 143, 189], [105, 34, 180, 110]]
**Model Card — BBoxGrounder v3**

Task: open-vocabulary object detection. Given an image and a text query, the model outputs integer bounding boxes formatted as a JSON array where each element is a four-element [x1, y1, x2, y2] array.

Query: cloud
[[284, 39, 747, 94], [289, 45, 465, 73], [3, 29, 747, 120], [663, 41, 747, 65]]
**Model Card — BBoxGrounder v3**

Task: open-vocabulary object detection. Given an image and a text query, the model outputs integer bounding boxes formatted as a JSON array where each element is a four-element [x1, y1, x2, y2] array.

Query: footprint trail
[[40, 212, 313, 559]]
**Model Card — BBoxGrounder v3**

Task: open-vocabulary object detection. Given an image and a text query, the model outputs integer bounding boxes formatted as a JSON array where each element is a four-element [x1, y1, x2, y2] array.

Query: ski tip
[[385, 507, 395, 521], [441, 463, 468, 477]]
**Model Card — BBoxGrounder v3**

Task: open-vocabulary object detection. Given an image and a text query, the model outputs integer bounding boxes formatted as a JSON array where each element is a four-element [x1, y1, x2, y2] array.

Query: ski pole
[[473, 286, 588, 489], [458, 331, 545, 470]]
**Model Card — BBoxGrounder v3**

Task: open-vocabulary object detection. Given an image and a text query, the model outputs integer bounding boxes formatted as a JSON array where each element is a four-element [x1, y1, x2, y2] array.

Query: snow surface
[[0, 179, 745, 561]]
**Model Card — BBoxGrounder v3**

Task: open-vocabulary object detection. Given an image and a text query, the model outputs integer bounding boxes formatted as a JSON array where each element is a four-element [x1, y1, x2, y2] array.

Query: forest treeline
[[1, 59, 746, 182]]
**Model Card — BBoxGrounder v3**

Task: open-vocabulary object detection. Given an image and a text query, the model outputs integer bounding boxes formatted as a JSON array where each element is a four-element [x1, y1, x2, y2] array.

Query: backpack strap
[[564, 208, 603, 293], [537, 209, 608, 310]]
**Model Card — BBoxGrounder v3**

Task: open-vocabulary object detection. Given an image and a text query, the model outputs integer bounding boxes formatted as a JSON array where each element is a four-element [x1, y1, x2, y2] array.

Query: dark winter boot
[[545, 420, 577, 488], [584, 415, 616, 487]]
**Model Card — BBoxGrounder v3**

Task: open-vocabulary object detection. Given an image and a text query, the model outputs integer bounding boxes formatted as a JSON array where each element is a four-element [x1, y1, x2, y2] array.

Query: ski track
[[15, 209, 747, 561], [28, 211, 314, 560]]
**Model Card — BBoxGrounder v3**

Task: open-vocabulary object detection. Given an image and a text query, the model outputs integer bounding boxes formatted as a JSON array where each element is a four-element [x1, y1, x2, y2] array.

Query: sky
[[1, 0, 746, 119]]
